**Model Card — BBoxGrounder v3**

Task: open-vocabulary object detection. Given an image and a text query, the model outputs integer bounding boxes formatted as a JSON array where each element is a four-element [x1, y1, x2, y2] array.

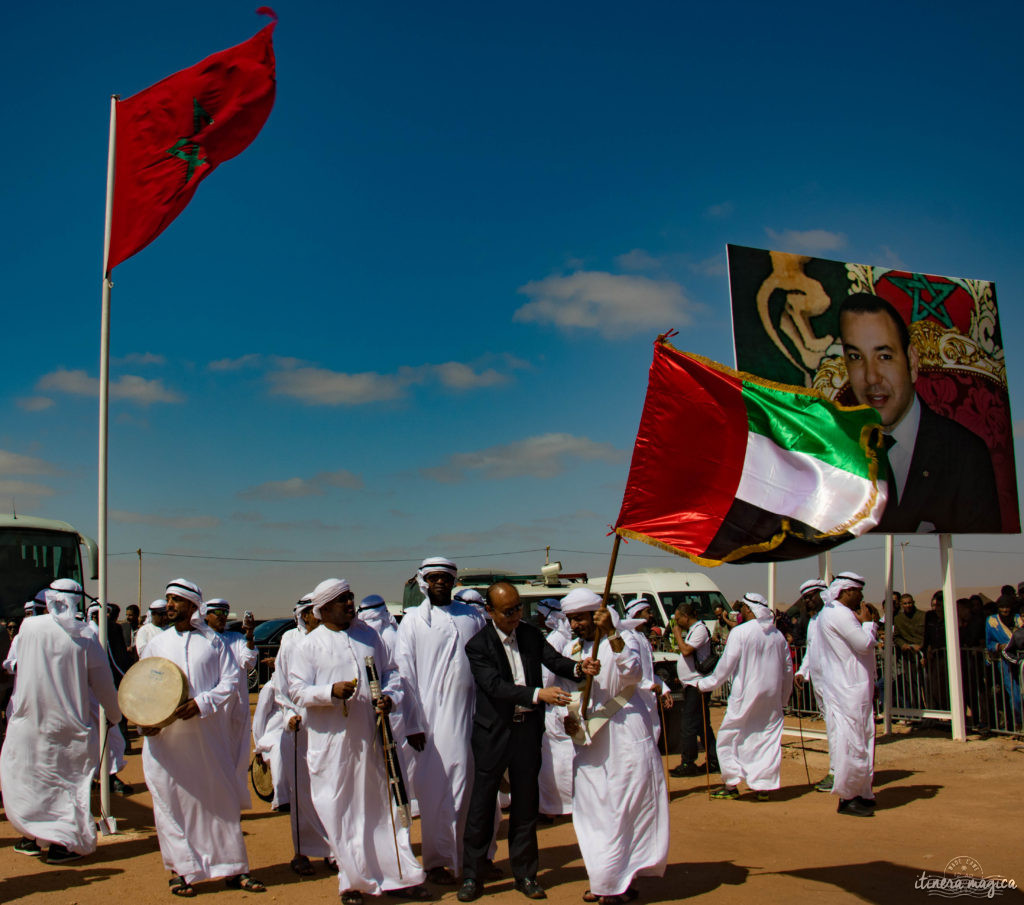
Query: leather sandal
[[225, 874, 266, 892], [169, 875, 196, 898], [291, 855, 316, 876]]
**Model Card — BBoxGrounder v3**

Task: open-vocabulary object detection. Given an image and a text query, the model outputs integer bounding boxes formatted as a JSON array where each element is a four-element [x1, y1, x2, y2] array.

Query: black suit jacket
[[465, 621, 579, 773], [875, 398, 1001, 534]]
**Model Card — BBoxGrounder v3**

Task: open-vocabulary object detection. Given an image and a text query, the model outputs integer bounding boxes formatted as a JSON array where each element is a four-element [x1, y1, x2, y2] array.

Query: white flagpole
[[939, 535, 966, 741], [97, 93, 119, 834], [882, 535, 895, 736]]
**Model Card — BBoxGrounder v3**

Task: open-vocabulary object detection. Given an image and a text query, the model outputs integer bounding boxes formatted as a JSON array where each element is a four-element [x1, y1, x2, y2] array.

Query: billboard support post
[[939, 534, 966, 741]]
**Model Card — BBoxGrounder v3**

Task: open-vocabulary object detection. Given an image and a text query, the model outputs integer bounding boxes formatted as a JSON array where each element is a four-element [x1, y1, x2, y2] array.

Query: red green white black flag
[[614, 337, 890, 566]]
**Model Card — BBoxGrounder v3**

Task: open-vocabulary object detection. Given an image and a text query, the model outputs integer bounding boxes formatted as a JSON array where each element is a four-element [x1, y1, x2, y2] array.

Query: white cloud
[[16, 396, 55, 412], [0, 450, 56, 475], [238, 469, 363, 500], [267, 361, 509, 406], [514, 271, 694, 338], [268, 367, 406, 406], [422, 433, 624, 483], [706, 201, 735, 219], [430, 362, 506, 390], [110, 510, 220, 530], [0, 479, 54, 498], [765, 228, 847, 254], [115, 352, 165, 366], [208, 353, 265, 372], [37, 369, 183, 405], [614, 249, 662, 272]]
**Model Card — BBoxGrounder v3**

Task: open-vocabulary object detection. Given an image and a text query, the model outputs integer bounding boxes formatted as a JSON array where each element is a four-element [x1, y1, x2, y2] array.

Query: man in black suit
[[838, 292, 1000, 533], [458, 583, 598, 902]]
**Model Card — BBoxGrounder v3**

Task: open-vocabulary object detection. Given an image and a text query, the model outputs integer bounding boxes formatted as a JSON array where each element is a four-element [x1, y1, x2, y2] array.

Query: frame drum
[[118, 657, 189, 728]]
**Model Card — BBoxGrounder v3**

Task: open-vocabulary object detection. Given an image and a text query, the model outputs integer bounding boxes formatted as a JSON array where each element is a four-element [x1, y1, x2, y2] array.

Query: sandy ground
[[2, 710, 1023, 905]]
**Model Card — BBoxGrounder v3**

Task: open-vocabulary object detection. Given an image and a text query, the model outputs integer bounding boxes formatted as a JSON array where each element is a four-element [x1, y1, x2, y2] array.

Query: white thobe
[[134, 621, 165, 657], [142, 627, 249, 883], [0, 615, 121, 854], [796, 612, 834, 771], [360, 612, 419, 814], [697, 617, 793, 791], [539, 623, 574, 816], [623, 629, 667, 744], [395, 599, 485, 873], [291, 622, 424, 894], [816, 605, 877, 800], [219, 630, 257, 809], [274, 627, 332, 858], [252, 679, 289, 809], [567, 636, 668, 897]]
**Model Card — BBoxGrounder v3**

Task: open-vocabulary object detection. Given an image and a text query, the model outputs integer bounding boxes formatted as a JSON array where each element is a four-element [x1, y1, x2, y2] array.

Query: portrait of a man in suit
[[838, 293, 1000, 533], [458, 582, 598, 903]]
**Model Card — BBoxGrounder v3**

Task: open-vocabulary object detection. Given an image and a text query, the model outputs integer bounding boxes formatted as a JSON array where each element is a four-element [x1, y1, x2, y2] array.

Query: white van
[[586, 568, 729, 631]]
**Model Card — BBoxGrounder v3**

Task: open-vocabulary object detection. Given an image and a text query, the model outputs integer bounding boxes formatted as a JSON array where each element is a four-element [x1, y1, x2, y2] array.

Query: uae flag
[[107, 9, 277, 270], [615, 339, 889, 566]]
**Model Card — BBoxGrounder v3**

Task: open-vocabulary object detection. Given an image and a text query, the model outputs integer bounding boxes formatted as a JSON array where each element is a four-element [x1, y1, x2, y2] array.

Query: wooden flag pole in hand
[[580, 534, 622, 719]]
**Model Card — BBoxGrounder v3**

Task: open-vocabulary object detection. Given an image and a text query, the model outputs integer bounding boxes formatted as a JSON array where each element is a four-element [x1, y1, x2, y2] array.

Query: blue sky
[[3, 1, 1023, 614]]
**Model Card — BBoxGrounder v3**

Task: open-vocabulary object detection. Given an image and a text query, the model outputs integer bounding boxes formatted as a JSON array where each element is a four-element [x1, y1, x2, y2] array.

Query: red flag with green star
[[107, 9, 277, 270]]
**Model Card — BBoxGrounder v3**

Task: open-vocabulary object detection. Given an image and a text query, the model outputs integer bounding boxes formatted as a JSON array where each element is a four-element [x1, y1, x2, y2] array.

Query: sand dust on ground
[[2, 712, 1022, 905]]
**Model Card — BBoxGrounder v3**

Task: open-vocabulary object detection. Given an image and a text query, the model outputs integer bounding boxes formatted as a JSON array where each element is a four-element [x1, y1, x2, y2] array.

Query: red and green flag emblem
[[107, 9, 277, 270]]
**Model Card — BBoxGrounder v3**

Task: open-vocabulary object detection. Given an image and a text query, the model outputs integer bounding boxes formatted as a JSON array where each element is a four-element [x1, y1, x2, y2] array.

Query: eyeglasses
[[496, 603, 522, 617], [425, 573, 455, 585]]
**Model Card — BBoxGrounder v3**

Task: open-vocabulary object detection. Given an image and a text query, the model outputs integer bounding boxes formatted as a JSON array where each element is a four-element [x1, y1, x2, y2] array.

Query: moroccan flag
[[107, 9, 277, 270], [615, 339, 889, 566]]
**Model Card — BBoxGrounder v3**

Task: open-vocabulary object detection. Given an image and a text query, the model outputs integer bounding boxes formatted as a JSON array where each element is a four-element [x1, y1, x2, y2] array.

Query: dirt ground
[[2, 710, 1022, 905]]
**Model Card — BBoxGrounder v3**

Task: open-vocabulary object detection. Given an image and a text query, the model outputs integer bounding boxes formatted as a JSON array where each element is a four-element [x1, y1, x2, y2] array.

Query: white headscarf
[[165, 578, 215, 639], [741, 592, 774, 631], [310, 578, 351, 619], [203, 597, 230, 615], [625, 597, 651, 618], [826, 572, 866, 607], [453, 587, 485, 608], [536, 597, 567, 633], [415, 556, 457, 597], [560, 588, 602, 615], [800, 579, 827, 596], [293, 594, 315, 630], [358, 593, 397, 632], [45, 578, 91, 638]]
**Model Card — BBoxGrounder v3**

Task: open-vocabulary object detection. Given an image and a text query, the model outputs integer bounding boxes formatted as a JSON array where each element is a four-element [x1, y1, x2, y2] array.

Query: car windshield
[[253, 618, 291, 643], [660, 591, 729, 621]]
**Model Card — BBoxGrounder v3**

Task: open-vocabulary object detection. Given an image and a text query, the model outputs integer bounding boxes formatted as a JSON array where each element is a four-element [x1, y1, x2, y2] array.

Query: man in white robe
[[290, 578, 428, 904], [134, 598, 169, 657], [562, 589, 668, 903], [141, 579, 265, 895], [395, 556, 485, 884], [793, 578, 835, 791], [816, 573, 878, 817], [273, 594, 333, 874], [204, 598, 258, 809], [0, 579, 121, 863], [536, 598, 574, 818], [621, 598, 672, 745], [697, 592, 793, 800], [251, 677, 289, 810]]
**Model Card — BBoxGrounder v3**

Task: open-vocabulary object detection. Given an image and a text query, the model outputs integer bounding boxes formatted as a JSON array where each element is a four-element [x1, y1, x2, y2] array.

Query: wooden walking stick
[[580, 534, 622, 720], [699, 692, 712, 799]]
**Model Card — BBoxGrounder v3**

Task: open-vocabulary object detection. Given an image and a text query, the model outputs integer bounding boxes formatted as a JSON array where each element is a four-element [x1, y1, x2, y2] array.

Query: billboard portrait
[[727, 244, 1019, 534]]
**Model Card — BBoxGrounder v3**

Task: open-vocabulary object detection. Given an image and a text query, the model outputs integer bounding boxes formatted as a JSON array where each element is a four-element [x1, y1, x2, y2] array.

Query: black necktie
[[883, 434, 898, 506]]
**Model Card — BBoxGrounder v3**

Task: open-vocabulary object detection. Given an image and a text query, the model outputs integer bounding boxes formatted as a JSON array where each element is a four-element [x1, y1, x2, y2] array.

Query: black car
[[249, 617, 294, 691]]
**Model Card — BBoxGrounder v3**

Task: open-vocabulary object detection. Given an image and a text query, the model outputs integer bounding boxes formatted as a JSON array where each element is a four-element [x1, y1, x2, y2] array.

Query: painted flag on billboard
[[107, 9, 277, 270], [614, 337, 889, 566]]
